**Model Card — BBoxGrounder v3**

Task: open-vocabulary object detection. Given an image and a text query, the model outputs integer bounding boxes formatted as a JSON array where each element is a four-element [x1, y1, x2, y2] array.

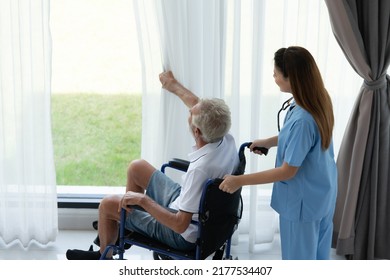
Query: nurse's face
[[273, 66, 292, 93]]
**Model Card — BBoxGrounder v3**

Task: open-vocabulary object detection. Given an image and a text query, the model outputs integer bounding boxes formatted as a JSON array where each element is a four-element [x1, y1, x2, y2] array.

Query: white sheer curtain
[[134, 0, 228, 166], [134, 0, 361, 252], [0, 0, 57, 247]]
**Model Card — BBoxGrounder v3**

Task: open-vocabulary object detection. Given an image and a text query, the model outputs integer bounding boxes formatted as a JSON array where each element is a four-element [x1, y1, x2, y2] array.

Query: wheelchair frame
[[100, 142, 252, 260]]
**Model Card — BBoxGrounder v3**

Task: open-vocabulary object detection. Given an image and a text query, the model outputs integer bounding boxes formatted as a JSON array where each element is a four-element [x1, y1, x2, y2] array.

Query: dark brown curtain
[[325, 0, 390, 259]]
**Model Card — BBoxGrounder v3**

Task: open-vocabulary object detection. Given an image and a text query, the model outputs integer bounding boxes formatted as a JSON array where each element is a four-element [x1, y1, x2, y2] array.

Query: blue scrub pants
[[279, 209, 334, 260]]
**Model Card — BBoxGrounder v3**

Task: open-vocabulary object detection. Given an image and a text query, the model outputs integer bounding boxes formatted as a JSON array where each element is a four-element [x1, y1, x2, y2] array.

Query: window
[[51, 0, 142, 202]]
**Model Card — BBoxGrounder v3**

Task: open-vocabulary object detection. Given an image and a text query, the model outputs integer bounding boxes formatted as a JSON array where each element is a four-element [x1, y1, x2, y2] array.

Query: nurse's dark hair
[[274, 46, 334, 150]]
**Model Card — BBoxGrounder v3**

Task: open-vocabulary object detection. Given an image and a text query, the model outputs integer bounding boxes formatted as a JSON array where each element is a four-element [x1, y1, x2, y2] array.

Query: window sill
[[57, 186, 125, 229], [57, 185, 125, 209]]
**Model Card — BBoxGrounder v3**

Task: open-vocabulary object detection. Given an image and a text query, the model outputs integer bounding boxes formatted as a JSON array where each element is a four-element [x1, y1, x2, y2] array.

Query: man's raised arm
[[159, 71, 199, 108]]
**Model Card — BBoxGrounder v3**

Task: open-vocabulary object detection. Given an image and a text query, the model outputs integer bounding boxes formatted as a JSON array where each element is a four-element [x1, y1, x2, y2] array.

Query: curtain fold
[[325, 0, 390, 259], [0, 0, 57, 247]]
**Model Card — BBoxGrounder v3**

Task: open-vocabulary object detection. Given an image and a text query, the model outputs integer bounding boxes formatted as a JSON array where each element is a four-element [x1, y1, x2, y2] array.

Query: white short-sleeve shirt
[[169, 133, 239, 243]]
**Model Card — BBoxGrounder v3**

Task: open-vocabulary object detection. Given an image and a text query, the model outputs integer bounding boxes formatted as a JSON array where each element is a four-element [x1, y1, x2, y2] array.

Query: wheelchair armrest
[[163, 158, 190, 172]]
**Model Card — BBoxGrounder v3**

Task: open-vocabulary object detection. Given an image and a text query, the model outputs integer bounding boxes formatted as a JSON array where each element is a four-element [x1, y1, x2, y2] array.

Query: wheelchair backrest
[[197, 178, 242, 259], [195, 142, 249, 259]]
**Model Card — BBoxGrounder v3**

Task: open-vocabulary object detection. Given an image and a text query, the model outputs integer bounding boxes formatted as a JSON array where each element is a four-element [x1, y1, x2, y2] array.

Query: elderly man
[[66, 71, 239, 259]]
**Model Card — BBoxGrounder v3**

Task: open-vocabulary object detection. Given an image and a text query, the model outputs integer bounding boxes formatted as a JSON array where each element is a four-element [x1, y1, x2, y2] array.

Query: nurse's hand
[[249, 139, 268, 155], [250, 137, 277, 155], [219, 175, 242, 194]]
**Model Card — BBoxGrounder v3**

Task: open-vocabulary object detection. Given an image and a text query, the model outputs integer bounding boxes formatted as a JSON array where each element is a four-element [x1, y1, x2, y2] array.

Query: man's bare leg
[[97, 159, 157, 257], [125, 159, 156, 193], [97, 195, 121, 258]]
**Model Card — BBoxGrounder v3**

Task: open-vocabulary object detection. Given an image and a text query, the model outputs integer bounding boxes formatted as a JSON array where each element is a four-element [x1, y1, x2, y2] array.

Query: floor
[[0, 229, 344, 260]]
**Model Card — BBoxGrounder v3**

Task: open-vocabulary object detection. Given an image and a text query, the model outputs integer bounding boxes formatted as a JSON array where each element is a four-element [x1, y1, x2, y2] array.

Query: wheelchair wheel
[[212, 248, 224, 260], [153, 251, 173, 260]]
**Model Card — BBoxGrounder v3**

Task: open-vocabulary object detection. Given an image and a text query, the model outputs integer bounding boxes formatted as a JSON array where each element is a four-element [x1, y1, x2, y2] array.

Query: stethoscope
[[277, 96, 294, 132]]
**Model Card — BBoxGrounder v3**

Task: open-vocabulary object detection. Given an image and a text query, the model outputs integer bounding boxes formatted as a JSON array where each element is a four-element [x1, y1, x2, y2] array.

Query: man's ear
[[195, 127, 202, 137]]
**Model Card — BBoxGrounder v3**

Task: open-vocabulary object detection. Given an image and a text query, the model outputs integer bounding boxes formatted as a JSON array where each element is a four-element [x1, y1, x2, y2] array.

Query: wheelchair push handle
[[245, 142, 268, 156]]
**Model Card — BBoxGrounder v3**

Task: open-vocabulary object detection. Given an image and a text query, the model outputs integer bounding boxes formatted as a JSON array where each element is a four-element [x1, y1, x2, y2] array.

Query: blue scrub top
[[271, 102, 337, 222]]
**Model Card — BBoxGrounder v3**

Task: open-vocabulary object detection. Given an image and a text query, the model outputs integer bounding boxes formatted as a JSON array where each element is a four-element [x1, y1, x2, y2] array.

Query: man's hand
[[119, 191, 145, 212], [159, 71, 181, 93], [158, 71, 199, 108], [119, 189, 193, 234]]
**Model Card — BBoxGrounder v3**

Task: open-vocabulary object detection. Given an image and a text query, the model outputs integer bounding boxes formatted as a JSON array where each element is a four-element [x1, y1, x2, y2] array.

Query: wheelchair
[[99, 142, 256, 260]]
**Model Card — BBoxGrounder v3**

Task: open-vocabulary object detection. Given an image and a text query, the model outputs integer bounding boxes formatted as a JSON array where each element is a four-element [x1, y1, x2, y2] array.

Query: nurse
[[219, 46, 337, 260]]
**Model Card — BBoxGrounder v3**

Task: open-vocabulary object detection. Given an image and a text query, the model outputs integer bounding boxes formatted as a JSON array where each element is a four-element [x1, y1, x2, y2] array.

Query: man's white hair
[[192, 98, 231, 143]]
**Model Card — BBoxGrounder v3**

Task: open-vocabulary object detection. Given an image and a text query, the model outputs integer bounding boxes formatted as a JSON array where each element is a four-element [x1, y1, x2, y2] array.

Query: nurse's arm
[[220, 162, 299, 193], [235, 161, 298, 186]]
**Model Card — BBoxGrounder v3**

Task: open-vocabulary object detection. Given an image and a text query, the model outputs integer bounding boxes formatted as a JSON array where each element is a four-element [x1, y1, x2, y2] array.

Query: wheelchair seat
[[100, 142, 252, 260]]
